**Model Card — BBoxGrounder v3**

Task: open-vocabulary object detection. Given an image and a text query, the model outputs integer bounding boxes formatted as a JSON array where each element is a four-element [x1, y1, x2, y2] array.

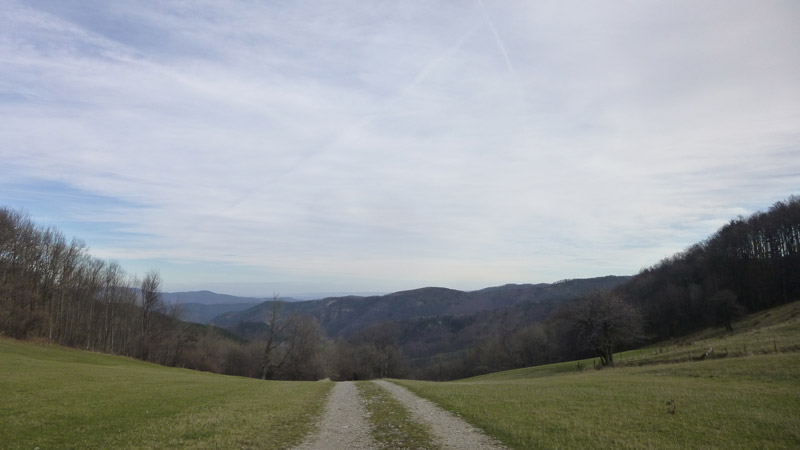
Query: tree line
[[3, 196, 798, 382], [0, 207, 187, 364], [416, 196, 800, 380], [0, 203, 638, 381], [412, 289, 644, 380], [0, 206, 407, 381], [624, 195, 800, 338]]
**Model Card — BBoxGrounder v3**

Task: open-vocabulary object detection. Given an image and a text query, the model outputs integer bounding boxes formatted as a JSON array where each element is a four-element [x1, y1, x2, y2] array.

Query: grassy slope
[[394, 301, 800, 449], [0, 338, 332, 450]]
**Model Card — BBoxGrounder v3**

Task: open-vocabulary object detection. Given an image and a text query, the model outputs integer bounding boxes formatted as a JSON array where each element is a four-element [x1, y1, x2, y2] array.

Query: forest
[[1, 195, 799, 381], [0, 207, 396, 380], [427, 196, 800, 379]]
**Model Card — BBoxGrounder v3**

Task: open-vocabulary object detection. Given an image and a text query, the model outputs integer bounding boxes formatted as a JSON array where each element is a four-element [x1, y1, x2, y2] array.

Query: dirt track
[[293, 381, 377, 450], [293, 380, 506, 450]]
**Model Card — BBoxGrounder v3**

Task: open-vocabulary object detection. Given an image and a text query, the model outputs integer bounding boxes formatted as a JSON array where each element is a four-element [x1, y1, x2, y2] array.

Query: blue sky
[[2, 0, 799, 296]]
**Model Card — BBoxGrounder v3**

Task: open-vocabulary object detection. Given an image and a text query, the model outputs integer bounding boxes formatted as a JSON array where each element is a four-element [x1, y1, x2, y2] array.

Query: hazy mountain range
[[173, 276, 630, 360]]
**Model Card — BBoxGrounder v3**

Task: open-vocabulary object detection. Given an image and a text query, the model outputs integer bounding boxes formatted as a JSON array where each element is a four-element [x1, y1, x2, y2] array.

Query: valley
[[3, 299, 798, 449], [182, 276, 628, 359], [4, 1, 798, 448]]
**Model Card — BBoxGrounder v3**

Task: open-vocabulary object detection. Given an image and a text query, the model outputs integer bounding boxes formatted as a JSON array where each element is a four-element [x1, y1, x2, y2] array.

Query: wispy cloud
[[1, 0, 798, 295]]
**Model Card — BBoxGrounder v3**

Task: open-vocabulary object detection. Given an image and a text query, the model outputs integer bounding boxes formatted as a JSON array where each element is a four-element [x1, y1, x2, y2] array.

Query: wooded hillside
[[0, 208, 237, 371], [3, 196, 798, 381], [623, 195, 800, 339]]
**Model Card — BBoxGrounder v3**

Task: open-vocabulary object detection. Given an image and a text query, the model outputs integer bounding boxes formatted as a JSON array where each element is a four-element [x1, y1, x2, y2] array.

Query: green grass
[[620, 301, 800, 366], [396, 354, 800, 449], [357, 381, 440, 450], [464, 300, 800, 382], [0, 338, 333, 449], [394, 301, 800, 449]]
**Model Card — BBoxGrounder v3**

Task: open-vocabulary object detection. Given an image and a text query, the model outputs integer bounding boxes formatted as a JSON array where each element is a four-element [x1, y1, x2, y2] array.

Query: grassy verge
[[394, 301, 800, 449], [395, 353, 800, 449], [356, 380, 440, 450], [0, 337, 333, 449]]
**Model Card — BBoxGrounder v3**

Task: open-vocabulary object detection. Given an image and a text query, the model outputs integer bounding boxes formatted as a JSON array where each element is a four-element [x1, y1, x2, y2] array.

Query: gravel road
[[293, 381, 377, 450], [373, 380, 508, 450], [294, 380, 507, 450]]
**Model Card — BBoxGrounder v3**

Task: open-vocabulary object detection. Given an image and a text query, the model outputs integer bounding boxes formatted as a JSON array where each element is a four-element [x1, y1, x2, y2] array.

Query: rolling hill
[[211, 276, 630, 359], [394, 299, 800, 449], [0, 337, 331, 449], [177, 301, 262, 324]]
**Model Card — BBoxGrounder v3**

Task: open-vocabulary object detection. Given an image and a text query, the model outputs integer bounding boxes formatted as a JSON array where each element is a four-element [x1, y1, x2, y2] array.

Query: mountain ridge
[[211, 276, 631, 342]]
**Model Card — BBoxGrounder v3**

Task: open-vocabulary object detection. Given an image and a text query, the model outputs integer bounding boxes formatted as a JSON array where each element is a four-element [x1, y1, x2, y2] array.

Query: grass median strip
[[356, 380, 440, 450]]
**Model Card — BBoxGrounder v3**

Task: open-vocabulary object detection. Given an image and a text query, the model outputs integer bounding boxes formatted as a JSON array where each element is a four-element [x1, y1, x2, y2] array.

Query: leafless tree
[[260, 295, 285, 380], [567, 290, 643, 367], [140, 270, 164, 360], [709, 289, 745, 331]]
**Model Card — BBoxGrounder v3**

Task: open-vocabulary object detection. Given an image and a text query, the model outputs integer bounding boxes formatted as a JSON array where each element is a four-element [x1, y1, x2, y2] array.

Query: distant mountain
[[161, 290, 271, 305], [178, 302, 262, 324], [211, 276, 631, 344], [163, 290, 289, 325]]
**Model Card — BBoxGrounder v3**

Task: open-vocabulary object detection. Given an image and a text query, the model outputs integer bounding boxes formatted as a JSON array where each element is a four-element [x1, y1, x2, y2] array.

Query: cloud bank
[[1, 0, 798, 295]]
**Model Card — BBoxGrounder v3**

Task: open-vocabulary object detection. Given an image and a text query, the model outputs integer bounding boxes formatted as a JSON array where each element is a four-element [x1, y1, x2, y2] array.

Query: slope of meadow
[[0, 338, 332, 449], [394, 301, 800, 449]]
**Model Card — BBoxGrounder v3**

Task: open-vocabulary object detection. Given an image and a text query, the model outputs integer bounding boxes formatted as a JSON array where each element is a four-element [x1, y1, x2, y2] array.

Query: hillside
[[164, 291, 267, 324], [212, 276, 630, 343], [4, 301, 798, 449], [2, 196, 797, 382], [619, 196, 800, 341], [396, 352, 800, 449], [0, 337, 331, 449], [394, 300, 800, 449], [177, 302, 261, 324], [406, 197, 800, 380], [162, 290, 270, 305]]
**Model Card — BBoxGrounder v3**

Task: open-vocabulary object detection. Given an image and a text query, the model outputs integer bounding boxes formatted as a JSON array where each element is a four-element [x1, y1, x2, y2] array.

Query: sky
[[1, 0, 799, 297]]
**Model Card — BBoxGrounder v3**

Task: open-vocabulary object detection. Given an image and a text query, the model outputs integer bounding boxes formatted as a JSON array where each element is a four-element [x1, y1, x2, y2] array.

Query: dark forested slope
[[619, 196, 800, 340], [212, 276, 630, 345]]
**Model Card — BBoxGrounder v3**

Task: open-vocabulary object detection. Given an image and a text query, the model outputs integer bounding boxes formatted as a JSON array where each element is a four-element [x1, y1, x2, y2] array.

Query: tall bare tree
[[278, 315, 325, 380], [140, 270, 163, 360], [260, 295, 285, 380]]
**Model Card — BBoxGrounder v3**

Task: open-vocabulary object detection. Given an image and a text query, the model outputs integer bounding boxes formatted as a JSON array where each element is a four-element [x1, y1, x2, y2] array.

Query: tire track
[[293, 381, 377, 450], [372, 380, 508, 450]]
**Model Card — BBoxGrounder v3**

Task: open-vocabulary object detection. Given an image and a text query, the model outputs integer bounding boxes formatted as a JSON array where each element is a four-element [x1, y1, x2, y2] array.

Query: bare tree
[[709, 289, 745, 331], [276, 315, 325, 380], [140, 270, 164, 360], [260, 295, 285, 380], [332, 323, 407, 380], [567, 291, 643, 367]]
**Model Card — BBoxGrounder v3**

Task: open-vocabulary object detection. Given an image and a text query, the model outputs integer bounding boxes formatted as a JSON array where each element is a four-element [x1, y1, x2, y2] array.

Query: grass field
[[618, 300, 800, 366], [0, 338, 332, 450], [3, 302, 799, 450], [394, 301, 800, 449]]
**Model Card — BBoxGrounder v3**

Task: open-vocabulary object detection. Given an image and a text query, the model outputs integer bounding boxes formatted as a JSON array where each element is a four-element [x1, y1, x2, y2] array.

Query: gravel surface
[[294, 380, 507, 450], [373, 380, 508, 450], [293, 381, 378, 450]]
